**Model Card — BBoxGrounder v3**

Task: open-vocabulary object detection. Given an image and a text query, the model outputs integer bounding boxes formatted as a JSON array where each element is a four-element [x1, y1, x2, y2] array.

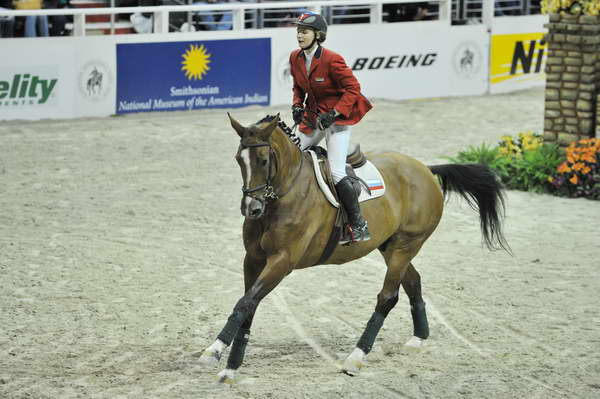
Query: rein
[[240, 138, 304, 203], [293, 108, 320, 132]]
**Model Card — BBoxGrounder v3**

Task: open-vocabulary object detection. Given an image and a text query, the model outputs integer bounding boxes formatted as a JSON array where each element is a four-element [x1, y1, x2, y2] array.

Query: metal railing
[[0, 0, 452, 36], [457, 0, 541, 21]]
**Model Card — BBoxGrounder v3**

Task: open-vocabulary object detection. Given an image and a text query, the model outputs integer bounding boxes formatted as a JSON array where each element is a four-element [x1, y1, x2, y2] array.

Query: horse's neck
[[272, 128, 302, 185]]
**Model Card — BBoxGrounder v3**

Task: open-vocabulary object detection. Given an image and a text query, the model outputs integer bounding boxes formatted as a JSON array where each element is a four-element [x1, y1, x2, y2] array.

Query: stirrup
[[339, 221, 371, 245]]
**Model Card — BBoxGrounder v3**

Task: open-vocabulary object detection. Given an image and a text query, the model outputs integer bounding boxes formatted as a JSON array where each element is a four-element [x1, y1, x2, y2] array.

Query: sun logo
[[181, 44, 211, 80]]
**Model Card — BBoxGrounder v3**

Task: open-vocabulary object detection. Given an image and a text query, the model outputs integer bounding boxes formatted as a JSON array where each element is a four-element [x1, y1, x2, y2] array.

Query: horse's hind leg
[[342, 242, 421, 376], [402, 262, 429, 347]]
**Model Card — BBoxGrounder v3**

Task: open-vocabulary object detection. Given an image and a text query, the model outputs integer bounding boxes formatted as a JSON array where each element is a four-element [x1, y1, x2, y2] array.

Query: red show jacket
[[289, 46, 373, 134]]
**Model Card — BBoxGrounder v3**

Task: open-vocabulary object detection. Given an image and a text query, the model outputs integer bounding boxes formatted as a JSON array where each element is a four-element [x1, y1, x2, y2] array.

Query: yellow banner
[[490, 33, 547, 85]]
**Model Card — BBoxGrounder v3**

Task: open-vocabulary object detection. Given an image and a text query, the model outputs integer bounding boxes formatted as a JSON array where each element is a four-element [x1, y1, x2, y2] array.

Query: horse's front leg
[[216, 255, 263, 383], [199, 251, 291, 380]]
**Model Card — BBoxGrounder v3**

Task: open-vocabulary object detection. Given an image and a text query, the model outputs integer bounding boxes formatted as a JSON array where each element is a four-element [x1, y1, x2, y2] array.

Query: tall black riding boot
[[335, 176, 371, 244]]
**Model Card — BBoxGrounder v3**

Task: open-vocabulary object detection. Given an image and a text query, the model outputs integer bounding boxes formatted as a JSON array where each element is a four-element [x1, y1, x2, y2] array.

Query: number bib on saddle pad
[[307, 149, 386, 207]]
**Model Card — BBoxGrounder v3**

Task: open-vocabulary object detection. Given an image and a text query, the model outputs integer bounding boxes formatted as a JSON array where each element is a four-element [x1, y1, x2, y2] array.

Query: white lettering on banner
[[170, 85, 220, 97], [118, 100, 153, 111], [244, 93, 268, 104], [207, 96, 244, 106], [0, 74, 57, 105], [116, 93, 266, 112], [154, 99, 186, 109]]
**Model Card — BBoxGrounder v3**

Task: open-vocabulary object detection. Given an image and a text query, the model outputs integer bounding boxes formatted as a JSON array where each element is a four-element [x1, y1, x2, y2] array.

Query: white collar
[[303, 45, 318, 58]]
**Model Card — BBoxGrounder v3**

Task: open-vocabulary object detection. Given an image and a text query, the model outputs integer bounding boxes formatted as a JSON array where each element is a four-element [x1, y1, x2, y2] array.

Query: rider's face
[[297, 27, 316, 50]]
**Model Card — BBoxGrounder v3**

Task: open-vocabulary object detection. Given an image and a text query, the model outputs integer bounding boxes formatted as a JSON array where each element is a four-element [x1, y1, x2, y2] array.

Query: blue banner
[[116, 38, 271, 114]]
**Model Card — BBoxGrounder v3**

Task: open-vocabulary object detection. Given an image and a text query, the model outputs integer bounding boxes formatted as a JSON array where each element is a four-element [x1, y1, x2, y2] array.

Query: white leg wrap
[[404, 336, 425, 348], [217, 368, 236, 384], [342, 347, 367, 376], [199, 339, 226, 366]]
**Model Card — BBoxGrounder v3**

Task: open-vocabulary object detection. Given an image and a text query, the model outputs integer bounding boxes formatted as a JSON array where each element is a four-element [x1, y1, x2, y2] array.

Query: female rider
[[289, 12, 373, 244]]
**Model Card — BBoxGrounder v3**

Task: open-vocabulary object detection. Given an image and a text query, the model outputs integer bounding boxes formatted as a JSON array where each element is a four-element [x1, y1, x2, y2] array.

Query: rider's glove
[[318, 110, 337, 130], [292, 105, 304, 124]]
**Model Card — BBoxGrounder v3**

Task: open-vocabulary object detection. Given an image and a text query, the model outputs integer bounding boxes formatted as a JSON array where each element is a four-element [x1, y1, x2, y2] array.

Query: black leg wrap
[[356, 312, 386, 354], [217, 297, 258, 346], [410, 301, 429, 339], [226, 328, 250, 370]]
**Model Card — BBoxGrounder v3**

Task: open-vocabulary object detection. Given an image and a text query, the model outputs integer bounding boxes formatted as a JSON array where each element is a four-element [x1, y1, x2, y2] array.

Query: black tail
[[429, 164, 510, 253]]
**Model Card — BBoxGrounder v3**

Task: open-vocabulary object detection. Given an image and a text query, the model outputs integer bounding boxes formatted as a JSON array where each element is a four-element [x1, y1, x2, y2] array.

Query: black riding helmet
[[293, 12, 327, 43]]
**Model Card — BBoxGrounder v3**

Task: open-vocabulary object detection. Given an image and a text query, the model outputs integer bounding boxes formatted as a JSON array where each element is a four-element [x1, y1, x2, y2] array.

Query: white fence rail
[[0, 0, 451, 36]]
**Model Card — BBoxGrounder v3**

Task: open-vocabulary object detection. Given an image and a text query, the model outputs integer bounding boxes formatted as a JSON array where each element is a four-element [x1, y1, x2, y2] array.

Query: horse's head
[[229, 113, 281, 219]]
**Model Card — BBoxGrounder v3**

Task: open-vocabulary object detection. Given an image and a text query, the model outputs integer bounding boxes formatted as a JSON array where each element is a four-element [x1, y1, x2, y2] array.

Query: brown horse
[[200, 114, 508, 382]]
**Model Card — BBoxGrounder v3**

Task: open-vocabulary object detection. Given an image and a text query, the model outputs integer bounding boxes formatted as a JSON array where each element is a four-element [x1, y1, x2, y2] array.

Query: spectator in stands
[[290, 12, 373, 244], [384, 2, 429, 22], [194, 0, 233, 30], [14, 0, 49, 37], [0, 0, 15, 37], [495, 0, 521, 16], [46, 0, 70, 36], [130, 0, 159, 34]]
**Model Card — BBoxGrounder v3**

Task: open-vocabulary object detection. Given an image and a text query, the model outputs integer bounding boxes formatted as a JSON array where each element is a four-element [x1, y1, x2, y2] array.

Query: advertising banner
[[116, 38, 271, 114], [0, 39, 75, 121], [490, 15, 549, 94], [271, 23, 489, 105]]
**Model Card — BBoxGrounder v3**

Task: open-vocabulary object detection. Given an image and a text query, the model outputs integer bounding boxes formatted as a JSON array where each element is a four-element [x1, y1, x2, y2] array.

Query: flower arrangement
[[498, 132, 543, 158], [541, 0, 600, 15], [497, 132, 562, 192], [448, 132, 563, 193], [548, 138, 600, 199]]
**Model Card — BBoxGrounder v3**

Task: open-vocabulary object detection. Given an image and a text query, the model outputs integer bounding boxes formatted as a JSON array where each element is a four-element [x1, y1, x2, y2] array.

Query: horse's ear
[[260, 113, 280, 140], [228, 113, 246, 138]]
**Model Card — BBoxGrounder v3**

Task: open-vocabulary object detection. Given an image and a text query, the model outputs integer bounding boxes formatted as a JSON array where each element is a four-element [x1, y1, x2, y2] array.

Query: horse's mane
[[256, 115, 301, 149]]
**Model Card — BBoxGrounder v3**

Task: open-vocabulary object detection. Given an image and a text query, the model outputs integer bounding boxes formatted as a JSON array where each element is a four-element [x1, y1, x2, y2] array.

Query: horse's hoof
[[404, 336, 425, 349], [199, 349, 221, 367], [341, 347, 366, 376], [217, 369, 236, 384]]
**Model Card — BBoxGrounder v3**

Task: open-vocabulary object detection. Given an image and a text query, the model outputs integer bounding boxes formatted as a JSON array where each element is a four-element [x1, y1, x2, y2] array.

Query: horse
[[86, 68, 102, 96], [199, 114, 509, 382], [460, 48, 474, 73]]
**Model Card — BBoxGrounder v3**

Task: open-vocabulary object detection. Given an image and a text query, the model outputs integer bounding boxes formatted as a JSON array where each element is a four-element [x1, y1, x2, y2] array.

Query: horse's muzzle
[[241, 196, 265, 219]]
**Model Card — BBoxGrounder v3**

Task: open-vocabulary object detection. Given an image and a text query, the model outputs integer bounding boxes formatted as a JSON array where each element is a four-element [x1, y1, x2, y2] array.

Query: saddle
[[308, 144, 365, 198], [307, 144, 386, 264], [307, 144, 386, 208]]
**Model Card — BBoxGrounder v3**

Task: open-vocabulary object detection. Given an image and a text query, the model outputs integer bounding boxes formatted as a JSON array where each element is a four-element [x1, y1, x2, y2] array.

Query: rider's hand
[[318, 110, 337, 130], [292, 105, 304, 124]]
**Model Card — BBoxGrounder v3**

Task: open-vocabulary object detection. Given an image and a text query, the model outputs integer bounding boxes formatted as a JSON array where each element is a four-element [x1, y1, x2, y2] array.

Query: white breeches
[[298, 125, 352, 184]]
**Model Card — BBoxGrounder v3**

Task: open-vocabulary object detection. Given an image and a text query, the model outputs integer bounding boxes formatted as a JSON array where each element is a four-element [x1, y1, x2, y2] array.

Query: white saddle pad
[[308, 150, 386, 208]]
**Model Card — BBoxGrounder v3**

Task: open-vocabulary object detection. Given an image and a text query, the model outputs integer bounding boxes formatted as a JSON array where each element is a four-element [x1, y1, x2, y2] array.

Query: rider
[[289, 12, 373, 244]]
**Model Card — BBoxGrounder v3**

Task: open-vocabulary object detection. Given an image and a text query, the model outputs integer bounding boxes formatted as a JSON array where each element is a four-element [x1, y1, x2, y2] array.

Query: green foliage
[[447, 143, 499, 165], [448, 132, 565, 194], [504, 143, 563, 192]]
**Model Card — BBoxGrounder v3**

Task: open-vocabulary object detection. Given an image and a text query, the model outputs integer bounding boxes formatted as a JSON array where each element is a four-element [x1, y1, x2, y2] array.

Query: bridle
[[239, 138, 304, 205]]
